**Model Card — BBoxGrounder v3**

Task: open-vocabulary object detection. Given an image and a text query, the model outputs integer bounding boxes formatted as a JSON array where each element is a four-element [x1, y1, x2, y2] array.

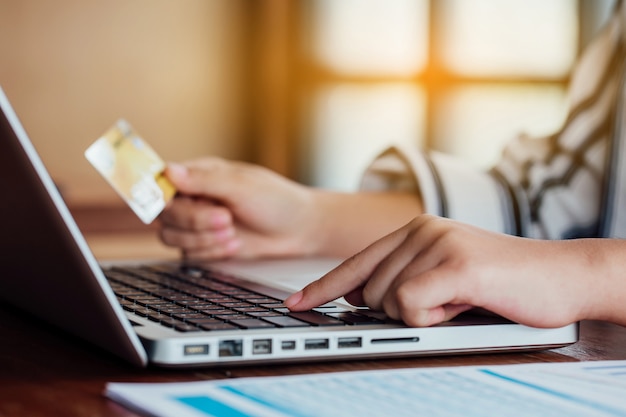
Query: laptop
[[0, 86, 578, 368]]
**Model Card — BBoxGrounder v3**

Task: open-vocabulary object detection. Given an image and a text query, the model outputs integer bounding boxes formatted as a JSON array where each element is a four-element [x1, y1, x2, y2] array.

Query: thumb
[[165, 159, 235, 202], [164, 162, 190, 189]]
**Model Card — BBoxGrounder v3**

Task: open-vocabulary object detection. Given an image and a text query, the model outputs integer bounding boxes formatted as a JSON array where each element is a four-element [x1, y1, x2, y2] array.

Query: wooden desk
[[1, 232, 625, 417]]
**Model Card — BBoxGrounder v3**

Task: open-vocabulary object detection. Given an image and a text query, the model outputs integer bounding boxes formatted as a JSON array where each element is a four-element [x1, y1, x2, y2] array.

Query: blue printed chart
[[106, 360, 626, 417]]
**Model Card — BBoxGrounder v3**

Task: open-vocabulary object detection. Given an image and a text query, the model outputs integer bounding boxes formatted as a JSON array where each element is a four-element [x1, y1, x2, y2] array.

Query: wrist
[[578, 239, 626, 325], [307, 189, 423, 258], [306, 189, 349, 258]]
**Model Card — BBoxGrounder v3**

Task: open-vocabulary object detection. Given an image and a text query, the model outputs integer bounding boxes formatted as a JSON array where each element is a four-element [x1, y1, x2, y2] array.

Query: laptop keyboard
[[104, 264, 388, 332]]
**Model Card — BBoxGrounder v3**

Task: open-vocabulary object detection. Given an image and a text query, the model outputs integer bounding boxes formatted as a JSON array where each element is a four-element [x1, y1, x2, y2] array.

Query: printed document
[[105, 360, 626, 417]]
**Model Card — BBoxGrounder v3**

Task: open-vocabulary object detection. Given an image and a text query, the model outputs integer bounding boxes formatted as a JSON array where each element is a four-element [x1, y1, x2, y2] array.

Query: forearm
[[310, 190, 423, 258]]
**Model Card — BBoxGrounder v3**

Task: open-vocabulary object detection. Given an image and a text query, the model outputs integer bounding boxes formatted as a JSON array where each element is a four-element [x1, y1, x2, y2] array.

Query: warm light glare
[[312, 0, 429, 76], [434, 85, 569, 168], [309, 84, 425, 190], [440, 0, 578, 77], [306, 0, 580, 188]]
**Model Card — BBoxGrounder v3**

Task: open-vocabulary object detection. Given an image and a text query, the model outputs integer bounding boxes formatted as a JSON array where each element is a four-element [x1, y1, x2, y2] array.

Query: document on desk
[[105, 360, 626, 417]]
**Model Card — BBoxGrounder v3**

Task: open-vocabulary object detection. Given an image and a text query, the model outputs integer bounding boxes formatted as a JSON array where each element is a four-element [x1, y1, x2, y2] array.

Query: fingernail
[[211, 211, 232, 228], [213, 227, 234, 241], [224, 239, 242, 253], [166, 162, 187, 179], [284, 290, 303, 309]]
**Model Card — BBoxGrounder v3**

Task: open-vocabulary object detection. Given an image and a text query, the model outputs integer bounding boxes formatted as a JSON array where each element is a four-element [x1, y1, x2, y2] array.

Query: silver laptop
[[0, 86, 578, 368]]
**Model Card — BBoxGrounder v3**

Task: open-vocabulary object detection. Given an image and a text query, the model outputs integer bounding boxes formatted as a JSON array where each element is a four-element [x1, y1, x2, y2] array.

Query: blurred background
[[0, 0, 617, 237]]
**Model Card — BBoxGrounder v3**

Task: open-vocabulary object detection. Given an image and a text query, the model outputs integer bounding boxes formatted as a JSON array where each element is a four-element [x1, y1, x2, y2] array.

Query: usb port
[[304, 338, 329, 350], [281, 340, 296, 350], [219, 340, 243, 357], [338, 337, 362, 348], [252, 339, 272, 355], [183, 344, 209, 356]]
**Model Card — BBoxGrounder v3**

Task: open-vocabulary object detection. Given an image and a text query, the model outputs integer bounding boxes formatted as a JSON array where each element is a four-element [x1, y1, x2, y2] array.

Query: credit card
[[85, 119, 176, 224]]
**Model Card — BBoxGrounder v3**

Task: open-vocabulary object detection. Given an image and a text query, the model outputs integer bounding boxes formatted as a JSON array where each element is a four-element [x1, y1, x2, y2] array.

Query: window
[[295, 0, 592, 191]]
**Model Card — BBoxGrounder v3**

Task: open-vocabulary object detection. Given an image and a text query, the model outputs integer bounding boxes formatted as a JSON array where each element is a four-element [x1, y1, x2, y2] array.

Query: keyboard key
[[229, 318, 277, 329], [157, 306, 192, 314], [159, 317, 187, 328], [132, 307, 153, 317], [288, 311, 345, 326], [220, 301, 253, 308], [356, 309, 397, 322], [174, 323, 202, 332], [247, 311, 284, 318], [261, 316, 310, 328], [326, 312, 383, 325], [186, 317, 224, 325], [215, 314, 249, 321], [247, 297, 282, 304], [118, 299, 135, 307], [147, 312, 171, 322], [172, 312, 211, 321], [208, 309, 241, 316], [199, 322, 238, 331], [261, 303, 286, 309], [233, 306, 268, 313]]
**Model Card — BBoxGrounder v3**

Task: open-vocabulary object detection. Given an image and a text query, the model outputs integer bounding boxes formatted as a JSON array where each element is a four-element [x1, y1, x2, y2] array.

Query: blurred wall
[[0, 0, 247, 205]]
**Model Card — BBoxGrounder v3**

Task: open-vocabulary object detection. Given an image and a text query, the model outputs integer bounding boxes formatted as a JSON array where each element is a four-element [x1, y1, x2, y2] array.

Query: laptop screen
[[0, 87, 147, 366]]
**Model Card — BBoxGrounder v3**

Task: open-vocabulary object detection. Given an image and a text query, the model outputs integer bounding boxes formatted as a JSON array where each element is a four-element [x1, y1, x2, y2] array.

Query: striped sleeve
[[359, 144, 517, 234], [360, 2, 625, 239], [493, 3, 624, 239]]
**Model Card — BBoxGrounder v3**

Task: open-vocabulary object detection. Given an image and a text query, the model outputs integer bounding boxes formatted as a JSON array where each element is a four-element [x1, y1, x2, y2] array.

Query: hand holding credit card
[[85, 119, 176, 224]]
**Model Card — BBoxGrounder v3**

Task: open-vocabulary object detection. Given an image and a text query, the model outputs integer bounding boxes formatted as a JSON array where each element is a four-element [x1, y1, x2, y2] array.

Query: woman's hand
[[287, 215, 605, 328], [159, 158, 320, 260]]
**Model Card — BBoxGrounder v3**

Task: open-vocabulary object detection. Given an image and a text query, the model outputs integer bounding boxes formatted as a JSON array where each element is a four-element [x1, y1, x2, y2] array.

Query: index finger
[[284, 226, 409, 311]]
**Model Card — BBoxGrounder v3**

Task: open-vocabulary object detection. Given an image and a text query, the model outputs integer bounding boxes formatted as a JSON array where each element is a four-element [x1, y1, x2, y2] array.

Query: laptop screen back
[[0, 88, 146, 366]]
